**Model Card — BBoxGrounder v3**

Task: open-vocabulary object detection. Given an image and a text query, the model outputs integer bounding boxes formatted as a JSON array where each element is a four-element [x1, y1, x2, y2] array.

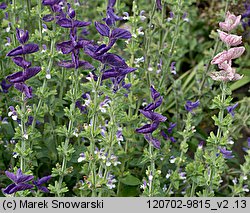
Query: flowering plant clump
[[0, 0, 249, 197]]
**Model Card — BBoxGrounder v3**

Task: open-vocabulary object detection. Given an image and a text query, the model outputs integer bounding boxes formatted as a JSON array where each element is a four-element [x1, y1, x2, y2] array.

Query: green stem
[[216, 82, 227, 139], [144, 1, 156, 88], [57, 68, 78, 196], [190, 181, 196, 197], [26, 0, 31, 15], [159, 0, 182, 88], [90, 68, 103, 197], [198, 38, 220, 97], [12, 0, 17, 46], [20, 93, 27, 172], [37, 0, 42, 41], [148, 144, 155, 196]]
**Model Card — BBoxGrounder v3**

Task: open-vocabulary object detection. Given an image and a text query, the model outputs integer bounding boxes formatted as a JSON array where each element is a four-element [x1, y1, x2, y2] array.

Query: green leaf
[[230, 76, 250, 91], [119, 174, 141, 186]]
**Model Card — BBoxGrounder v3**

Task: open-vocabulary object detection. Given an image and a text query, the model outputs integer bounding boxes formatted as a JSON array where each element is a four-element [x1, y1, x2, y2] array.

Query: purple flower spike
[[136, 86, 166, 149], [2, 168, 34, 194], [185, 100, 200, 112], [139, 110, 167, 122], [67, 3, 75, 19], [219, 147, 234, 159], [102, 53, 128, 68], [0, 2, 7, 10], [56, 18, 72, 28], [14, 83, 33, 99], [168, 122, 176, 134], [58, 60, 93, 69], [42, 0, 61, 6], [76, 101, 87, 113], [160, 129, 176, 143], [95, 22, 110, 37], [57, 40, 74, 54], [7, 43, 39, 56], [57, 18, 91, 28], [156, 0, 162, 10], [1, 80, 12, 93], [144, 96, 163, 111], [170, 137, 176, 143], [16, 28, 29, 44], [12, 57, 31, 69], [33, 175, 51, 193], [111, 28, 132, 39], [170, 61, 176, 75], [108, 0, 116, 7], [136, 122, 160, 134], [73, 20, 91, 28], [105, 1, 123, 26], [144, 134, 161, 149], [227, 103, 238, 117], [150, 85, 161, 101], [102, 69, 119, 80], [160, 130, 169, 140], [42, 14, 55, 22], [6, 67, 41, 83]]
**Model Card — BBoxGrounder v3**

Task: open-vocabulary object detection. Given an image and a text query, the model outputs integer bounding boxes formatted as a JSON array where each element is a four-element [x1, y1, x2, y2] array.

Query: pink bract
[[219, 11, 241, 32], [209, 69, 243, 82], [211, 47, 245, 64], [217, 30, 242, 46]]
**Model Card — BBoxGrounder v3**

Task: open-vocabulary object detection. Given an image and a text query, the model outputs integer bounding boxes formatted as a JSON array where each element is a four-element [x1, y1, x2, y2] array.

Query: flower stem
[[90, 68, 103, 197], [57, 68, 78, 196], [148, 144, 155, 196], [20, 93, 27, 172], [144, 1, 156, 88], [159, 0, 182, 89], [37, 0, 42, 41]]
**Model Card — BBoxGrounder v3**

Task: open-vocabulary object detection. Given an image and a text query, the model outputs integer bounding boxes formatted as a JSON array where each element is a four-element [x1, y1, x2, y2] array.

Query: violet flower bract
[[2, 169, 34, 194], [184, 100, 200, 112], [33, 175, 51, 193], [136, 86, 167, 149], [5, 28, 41, 99]]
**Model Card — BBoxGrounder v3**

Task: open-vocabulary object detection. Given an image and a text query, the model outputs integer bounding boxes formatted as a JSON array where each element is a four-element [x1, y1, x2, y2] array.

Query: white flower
[[139, 10, 146, 21], [12, 115, 17, 121], [78, 156, 85, 162], [148, 66, 153, 72], [134, 57, 144, 64], [78, 153, 86, 162], [46, 73, 51, 79], [23, 133, 28, 140], [13, 152, 19, 158], [148, 174, 153, 182], [113, 161, 121, 166], [170, 156, 176, 164], [137, 27, 144, 36], [106, 161, 112, 167], [123, 12, 130, 20]]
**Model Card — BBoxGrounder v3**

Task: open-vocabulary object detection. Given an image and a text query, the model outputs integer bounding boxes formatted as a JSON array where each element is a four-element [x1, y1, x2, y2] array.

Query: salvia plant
[[0, 0, 249, 197]]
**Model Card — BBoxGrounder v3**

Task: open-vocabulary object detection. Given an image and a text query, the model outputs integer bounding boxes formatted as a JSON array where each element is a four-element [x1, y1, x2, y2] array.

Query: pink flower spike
[[232, 73, 243, 81], [219, 11, 241, 32], [218, 60, 232, 71], [209, 69, 242, 82], [227, 46, 245, 59], [217, 30, 242, 46], [211, 47, 245, 65], [211, 50, 229, 64]]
